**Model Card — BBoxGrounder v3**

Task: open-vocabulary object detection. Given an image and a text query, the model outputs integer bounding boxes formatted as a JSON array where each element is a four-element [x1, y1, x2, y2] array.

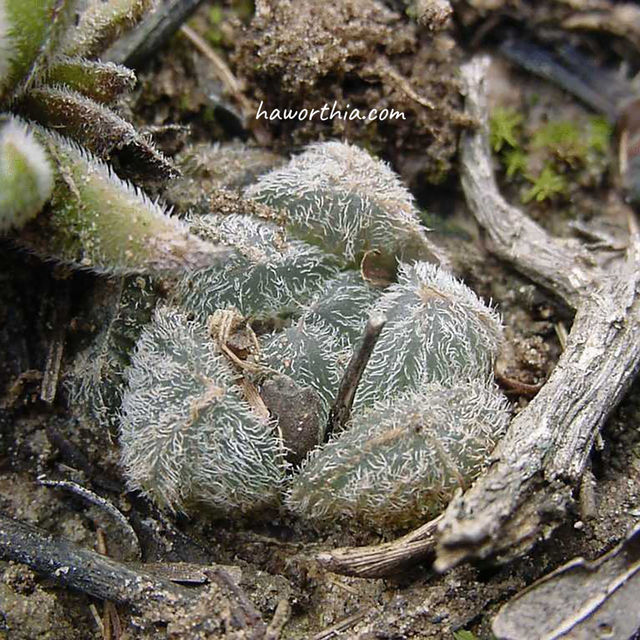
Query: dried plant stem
[[311, 608, 370, 640], [179, 24, 271, 144], [40, 277, 70, 404], [316, 515, 441, 578], [325, 313, 386, 440], [0, 513, 194, 606], [0, 514, 267, 637], [37, 478, 141, 559], [434, 56, 640, 570]]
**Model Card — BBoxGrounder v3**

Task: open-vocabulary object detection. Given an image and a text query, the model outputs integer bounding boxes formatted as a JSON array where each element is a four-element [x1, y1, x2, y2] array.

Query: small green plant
[[112, 140, 510, 531], [503, 147, 528, 180], [522, 165, 568, 203], [530, 120, 585, 165], [453, 630, 481, 640], [491, 107, 612, 206], [489, 107, 523, 152], [587, 116, 613, 155]]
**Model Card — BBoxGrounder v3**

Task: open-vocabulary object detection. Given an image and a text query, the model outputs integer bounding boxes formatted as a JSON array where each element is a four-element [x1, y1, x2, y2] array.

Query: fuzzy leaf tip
[[61, 0, 157, 59], [0, 118, 53, 232]]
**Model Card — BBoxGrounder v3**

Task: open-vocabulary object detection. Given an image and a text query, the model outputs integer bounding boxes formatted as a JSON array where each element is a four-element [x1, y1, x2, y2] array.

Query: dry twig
[[37, 477, 141, 559], [0, 514, 267, 638], [434, 56, 640, 570], [326, 313, 386, 440], [316, 516, 441, 578]]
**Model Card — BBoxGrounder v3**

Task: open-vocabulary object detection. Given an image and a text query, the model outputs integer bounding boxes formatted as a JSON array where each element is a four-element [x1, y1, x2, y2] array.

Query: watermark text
[[256, 100, 405, 122]]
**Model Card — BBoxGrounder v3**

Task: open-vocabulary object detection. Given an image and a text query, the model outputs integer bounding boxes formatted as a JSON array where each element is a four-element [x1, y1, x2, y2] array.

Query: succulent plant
[[260, 319, 348, 421], [245, 141, 445, 274], [0, 0, 226, 274], [165, 141, 283, 214], [17, 128, 227, 273], [287, 380, 511, 530], [176, 213, 340, 322], [66, 275, 159, 430], [120, 305, 288, 514], [106, 136, 510, 530], [353, 261, 503, 411]]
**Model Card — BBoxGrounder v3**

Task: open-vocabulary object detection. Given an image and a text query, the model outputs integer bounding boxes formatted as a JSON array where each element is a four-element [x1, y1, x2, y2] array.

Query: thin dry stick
[[326, 313, 387, 440], [317, 515, 442, 578], [40, 278, 70, 404], [311, 608, 371, 640], [434, 56, 640, 571], [38, 477, 141, 559], [180, 24, 254, 122], [265, 598, 291, 640], [0, 514, 267, 638]]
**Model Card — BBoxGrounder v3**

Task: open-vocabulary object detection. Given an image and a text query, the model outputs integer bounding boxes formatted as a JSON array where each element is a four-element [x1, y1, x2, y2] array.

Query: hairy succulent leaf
[[302, 271, 381, 345], [0, 117, 53, 232], [354, 261, 503, 410], [120, 305, 287, 514], [0, 0, 60, 97], [176, 213, 340, 322], [61, 0, 156, 59], [45, 57, 136, 103], [245, 141, 443, 270], [260, 319, 347, 420], [17, 130, 228, 274], [288, 381, 511, 530], [15, 85, 175, 177]]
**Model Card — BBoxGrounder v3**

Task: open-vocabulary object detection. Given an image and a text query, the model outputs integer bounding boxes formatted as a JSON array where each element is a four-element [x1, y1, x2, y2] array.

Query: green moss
[[587, 116, 613, 155], [205, 6, 225, 46], [489, 107, 523, 153], [453, 631, 480, 640], [531, 120, 586, 164], [503, 147, 528, 179], [522, 165, 568, 203], [491, 105, 613, 205]]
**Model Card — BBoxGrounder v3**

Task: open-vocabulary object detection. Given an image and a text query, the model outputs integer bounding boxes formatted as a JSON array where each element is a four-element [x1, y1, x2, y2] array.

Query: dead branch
[[316, 515, 441, 578], [326, 313, 387, 440], [434, 56, 640, 570], [0, 513, 267, 638]]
